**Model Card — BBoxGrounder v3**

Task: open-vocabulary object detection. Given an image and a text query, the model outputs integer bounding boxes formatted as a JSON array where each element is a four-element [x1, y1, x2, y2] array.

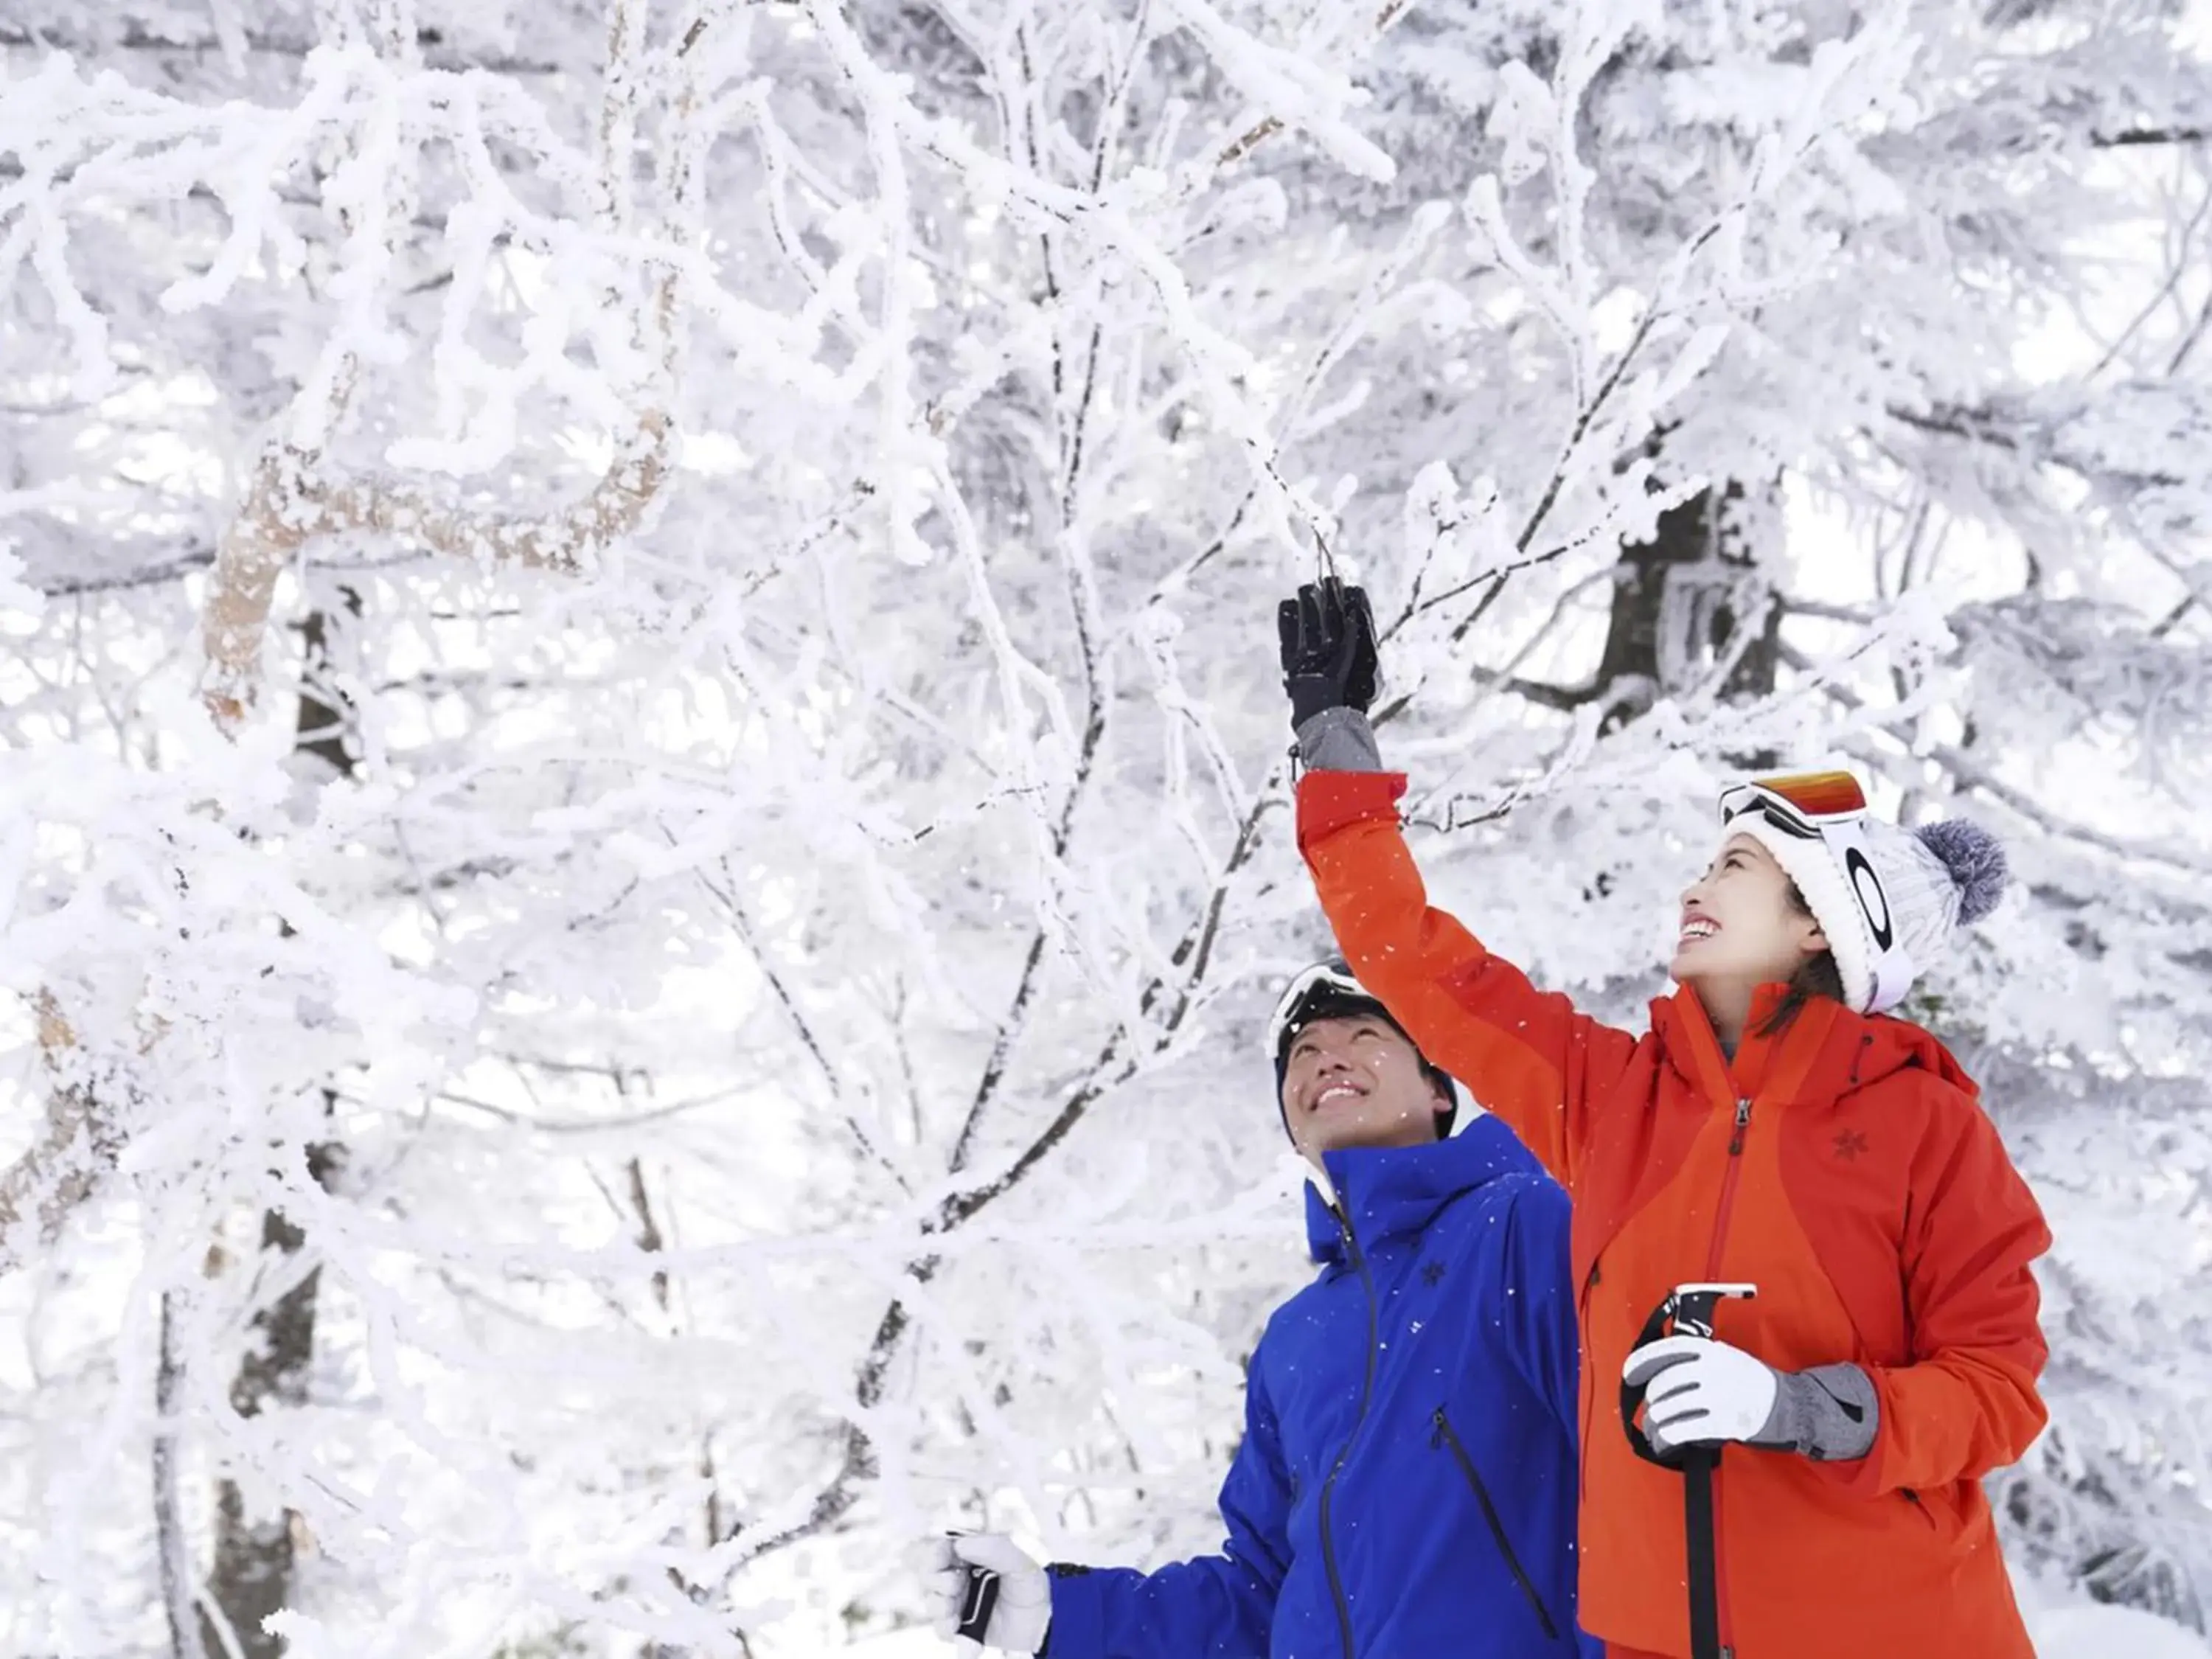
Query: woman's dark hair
[[1757, 882, 1848, 1037]]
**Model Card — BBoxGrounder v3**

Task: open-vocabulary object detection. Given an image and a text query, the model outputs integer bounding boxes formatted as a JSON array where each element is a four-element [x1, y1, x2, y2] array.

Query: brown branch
[[0, 994, 132, 1276], [2089, 173, 2212, 382], [205, 1139, 342, 1659], [1216, 116, 1284, 170], [316, 409, 672, 568], [201, 0, 692, 728], [200, 409, 673, 728], [1506, 226, 1720, 562], [728, 1289, 920, 1560]]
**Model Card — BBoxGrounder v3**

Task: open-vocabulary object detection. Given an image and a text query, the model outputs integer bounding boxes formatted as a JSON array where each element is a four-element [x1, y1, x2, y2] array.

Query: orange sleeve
[[1845, 1100, 2052, 1496], [1296, 768, 1640, 1191]]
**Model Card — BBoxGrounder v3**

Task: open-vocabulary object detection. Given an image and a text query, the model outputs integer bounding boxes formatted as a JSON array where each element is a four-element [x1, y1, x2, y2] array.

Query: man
[[925, 961, 1596, 1658]]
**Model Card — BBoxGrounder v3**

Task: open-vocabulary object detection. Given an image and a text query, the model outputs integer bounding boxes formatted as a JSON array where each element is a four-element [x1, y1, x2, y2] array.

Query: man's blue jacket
[[1044, 1114, 1596, 1658]]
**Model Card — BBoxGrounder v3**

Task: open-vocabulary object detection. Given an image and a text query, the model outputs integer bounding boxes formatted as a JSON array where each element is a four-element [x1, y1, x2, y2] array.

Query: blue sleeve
[[1503, 1176, 1581, 1441], [1043, 1352, 1292, 1659]]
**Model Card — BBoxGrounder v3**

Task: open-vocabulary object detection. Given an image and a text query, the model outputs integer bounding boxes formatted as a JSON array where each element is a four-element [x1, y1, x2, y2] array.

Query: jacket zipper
[[1317, 1207, 1380, 1659], [1576, 1263, 1599, 1531], [1703, 1096, 1753, 1659], [1431, 1407, 1563, 1642], [1703, 1096, 1752, 1279]]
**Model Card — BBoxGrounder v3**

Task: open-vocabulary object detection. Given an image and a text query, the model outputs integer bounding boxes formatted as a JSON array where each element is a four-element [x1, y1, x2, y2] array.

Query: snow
[[2033, 1605, 2212, 1659], [3, 0, 2212, 1652], [2018, 1568, 2212, 1659]]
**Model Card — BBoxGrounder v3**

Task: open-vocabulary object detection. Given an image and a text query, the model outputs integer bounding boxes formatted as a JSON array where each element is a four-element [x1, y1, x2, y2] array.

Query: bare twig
[[25, 549, 218, 597], [737, 770, 1290, 1568], [2087, 173, 2212, 382], [625, 1156, 670, 1315], [2093, 127, 2211, 149], [695, 858, 914, 1196]]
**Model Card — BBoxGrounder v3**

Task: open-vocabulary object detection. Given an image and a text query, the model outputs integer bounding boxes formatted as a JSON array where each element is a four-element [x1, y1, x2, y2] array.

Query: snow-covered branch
[[0, 994, 133, 1277], [199, 409, 675, 726]]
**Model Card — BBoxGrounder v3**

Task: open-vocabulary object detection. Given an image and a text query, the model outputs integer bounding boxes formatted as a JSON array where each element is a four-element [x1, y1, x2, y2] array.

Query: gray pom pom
[[1916, 819, 2009, 925]]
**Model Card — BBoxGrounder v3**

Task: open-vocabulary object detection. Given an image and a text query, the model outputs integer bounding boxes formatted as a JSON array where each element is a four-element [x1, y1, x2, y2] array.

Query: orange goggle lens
[[1742, 769, 1867, 822]]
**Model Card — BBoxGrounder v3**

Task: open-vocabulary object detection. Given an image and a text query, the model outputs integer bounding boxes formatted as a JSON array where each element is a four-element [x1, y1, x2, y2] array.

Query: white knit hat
[[1719, 774, 2010, 1015]]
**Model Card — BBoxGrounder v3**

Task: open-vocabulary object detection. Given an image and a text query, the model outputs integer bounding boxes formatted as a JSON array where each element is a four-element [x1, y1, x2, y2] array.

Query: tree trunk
[[200, 591, 358, 1659], [1589, 476, 1783, 757], [1593, 479, 1780, 709], [199, 1140, 344, 1659], [158, 1292, 212, 1659]]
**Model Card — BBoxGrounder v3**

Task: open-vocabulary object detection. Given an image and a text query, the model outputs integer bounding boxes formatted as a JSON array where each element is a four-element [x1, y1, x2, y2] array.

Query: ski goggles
[[1265, 961, 1380, 1061], [1717, 770, 1868, 839]]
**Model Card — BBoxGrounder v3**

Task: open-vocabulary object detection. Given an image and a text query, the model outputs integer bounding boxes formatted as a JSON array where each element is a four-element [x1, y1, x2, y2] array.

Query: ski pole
[[1619, 1281, 1757, 1659]]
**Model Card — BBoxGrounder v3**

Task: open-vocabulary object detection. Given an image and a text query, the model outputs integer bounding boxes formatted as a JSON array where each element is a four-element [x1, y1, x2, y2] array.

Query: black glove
[[1277, 578, 1379, 729]]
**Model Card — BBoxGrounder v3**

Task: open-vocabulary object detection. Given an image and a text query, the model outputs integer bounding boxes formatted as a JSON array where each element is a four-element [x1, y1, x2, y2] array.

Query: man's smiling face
[[1279, 1013, 1447, 1160]]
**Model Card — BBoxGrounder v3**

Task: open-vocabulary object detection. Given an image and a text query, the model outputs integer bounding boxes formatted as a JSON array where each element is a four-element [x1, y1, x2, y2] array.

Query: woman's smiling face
[[1671, 832, 1828, 994]]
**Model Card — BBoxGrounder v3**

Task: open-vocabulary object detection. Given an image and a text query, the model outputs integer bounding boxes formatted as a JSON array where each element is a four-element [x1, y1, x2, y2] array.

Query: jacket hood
[[1304, 1113, 1542, 1265]]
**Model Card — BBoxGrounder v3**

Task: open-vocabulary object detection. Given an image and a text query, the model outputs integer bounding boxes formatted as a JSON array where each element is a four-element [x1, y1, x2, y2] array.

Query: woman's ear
[[1798, 917, 1829, 957]]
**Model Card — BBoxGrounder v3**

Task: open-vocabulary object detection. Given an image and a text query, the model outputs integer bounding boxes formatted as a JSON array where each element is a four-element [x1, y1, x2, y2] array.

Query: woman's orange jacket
[[1299, 768, 2051, 1659]]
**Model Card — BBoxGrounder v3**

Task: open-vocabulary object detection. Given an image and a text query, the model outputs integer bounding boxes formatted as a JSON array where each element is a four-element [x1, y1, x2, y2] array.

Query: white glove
[[1623, 1335, 1778, 1455], [922, 1532, 1053, 1654]]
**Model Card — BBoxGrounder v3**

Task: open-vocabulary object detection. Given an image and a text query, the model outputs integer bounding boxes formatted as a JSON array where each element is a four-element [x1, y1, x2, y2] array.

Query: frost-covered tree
[[2, 0, 2210, 1654]]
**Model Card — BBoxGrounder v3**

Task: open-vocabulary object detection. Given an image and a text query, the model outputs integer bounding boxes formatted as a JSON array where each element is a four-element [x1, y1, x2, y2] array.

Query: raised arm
[[1295, 743, 1637, 1191], [1276, 583, 1638, 1189]]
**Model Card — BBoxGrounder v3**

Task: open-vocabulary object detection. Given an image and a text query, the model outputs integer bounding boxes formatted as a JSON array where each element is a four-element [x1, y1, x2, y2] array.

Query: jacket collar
[[1653, 984, 1979, 1107], [1304, 1113, 1540, 1265]]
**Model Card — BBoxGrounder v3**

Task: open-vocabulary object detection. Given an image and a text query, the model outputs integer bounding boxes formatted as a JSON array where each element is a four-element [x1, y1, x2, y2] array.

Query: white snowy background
[[2, 1, 2211, 1655]]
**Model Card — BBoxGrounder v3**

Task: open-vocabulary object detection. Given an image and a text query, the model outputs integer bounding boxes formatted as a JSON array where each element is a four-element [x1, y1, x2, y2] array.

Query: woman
[[1277, 580, 2051, 1659]]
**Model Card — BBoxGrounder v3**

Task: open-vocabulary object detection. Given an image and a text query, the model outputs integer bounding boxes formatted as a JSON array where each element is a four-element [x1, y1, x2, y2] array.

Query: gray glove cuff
[[1295, 706, 1384, 772], [1752, 1361, 1878, 1462]]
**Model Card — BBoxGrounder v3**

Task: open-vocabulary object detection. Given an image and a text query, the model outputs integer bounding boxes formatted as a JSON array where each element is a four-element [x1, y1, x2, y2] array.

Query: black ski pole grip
[[1620, 1282, 1756, 1467], [1670, 1280, 1758, 1340], [955, 1562, 1001, 1644]]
